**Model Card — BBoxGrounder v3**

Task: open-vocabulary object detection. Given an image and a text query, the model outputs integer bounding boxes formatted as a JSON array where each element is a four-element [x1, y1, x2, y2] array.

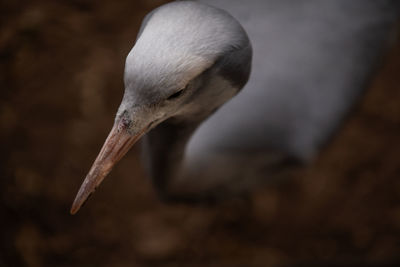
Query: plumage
[[71, 0, 399, 213]]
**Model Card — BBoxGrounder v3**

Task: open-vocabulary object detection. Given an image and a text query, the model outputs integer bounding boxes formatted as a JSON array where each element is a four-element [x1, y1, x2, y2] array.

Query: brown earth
[[1, 1, 400, 266]]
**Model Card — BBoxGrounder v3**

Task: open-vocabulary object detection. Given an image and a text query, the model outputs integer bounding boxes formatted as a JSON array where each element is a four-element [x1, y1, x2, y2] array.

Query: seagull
[[71, 0, 399, 214]]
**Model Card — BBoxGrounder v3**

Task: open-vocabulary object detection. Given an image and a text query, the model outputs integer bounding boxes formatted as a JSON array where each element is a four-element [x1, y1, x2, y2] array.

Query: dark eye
[[167, 88, 185, 100]]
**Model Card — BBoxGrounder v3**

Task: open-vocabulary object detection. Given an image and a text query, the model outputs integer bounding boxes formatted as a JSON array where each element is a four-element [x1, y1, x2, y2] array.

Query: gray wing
[[187, 0, 399, 164]]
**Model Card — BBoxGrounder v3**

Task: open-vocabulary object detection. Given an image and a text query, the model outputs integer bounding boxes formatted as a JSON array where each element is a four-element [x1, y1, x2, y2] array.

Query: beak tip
[[70, 201, 80, 215], [70, 185, 93, 215]]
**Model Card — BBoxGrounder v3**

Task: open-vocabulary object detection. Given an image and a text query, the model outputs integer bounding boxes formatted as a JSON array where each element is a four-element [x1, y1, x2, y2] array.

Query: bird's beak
[[70, 119, 149, 214]]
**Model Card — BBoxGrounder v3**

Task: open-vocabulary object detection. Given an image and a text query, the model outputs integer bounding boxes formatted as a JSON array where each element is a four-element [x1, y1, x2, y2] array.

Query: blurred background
[[1, 0, 400, 266]]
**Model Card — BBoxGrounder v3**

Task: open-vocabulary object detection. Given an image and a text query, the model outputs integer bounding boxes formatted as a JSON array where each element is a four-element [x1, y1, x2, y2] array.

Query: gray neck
[[141, 117, 201, 197]]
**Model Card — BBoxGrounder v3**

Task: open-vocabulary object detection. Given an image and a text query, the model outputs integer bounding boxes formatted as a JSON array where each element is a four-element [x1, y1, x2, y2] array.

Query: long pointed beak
[[70, 120, 149, 214]]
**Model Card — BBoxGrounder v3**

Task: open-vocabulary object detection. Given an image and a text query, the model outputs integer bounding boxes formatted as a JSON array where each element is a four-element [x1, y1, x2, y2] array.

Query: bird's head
[[71, 1, 252, 214]]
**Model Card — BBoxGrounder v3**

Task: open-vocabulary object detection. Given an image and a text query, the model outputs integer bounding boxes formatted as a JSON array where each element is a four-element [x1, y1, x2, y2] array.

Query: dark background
[[1, 1, 400, 266]]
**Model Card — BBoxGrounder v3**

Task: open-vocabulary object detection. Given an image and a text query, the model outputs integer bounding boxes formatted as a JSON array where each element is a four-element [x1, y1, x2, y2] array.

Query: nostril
[[122, 119, 131, 128], [122, 118, 132, 128], [118, 110, 133, 130]]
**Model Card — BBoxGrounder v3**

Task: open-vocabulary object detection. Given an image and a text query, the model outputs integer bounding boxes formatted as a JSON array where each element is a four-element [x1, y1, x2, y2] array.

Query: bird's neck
[[141, 116, 201, 197]]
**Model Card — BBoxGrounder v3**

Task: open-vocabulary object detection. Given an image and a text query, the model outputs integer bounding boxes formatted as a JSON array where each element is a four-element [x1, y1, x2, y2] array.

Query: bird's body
[[71, 0, 399, 213]]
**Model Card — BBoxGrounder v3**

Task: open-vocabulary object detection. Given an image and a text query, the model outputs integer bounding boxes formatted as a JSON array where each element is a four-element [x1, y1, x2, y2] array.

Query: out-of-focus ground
[[1, 1, 400, 266]]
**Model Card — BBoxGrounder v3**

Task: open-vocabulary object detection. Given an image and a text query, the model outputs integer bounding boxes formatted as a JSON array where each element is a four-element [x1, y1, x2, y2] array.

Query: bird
[[70, 0, 400, 214]]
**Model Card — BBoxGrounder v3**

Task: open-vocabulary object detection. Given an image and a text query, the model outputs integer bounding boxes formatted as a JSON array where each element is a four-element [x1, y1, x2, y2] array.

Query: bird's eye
[[167, 88, 185, 100]]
